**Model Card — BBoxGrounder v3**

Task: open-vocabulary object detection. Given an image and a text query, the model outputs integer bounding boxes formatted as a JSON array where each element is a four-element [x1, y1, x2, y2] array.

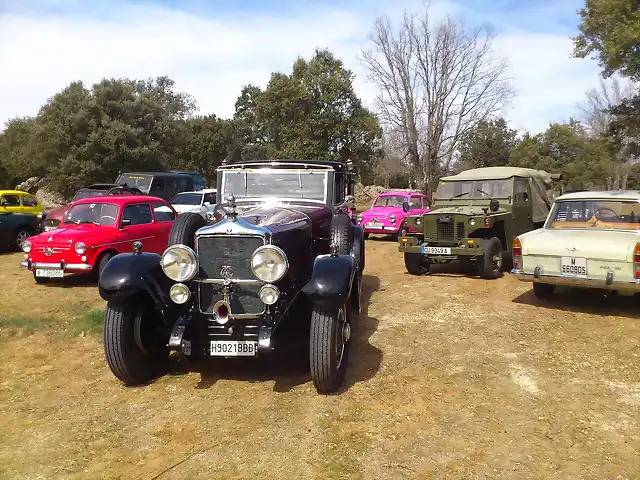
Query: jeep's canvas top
[[441, 166, 555, 224]]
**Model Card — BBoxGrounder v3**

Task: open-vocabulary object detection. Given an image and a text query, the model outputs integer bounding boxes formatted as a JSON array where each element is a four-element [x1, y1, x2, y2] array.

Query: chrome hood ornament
[[225, 193, 237, 221]]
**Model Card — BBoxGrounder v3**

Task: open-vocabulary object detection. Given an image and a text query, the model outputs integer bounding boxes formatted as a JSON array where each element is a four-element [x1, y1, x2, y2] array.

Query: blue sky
[[0, 0, 604, 133]]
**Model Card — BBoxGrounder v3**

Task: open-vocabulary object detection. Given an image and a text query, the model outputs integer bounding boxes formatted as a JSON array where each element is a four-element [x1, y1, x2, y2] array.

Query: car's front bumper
[[20, 260, 93, 272], [512, 269, 640, 293]]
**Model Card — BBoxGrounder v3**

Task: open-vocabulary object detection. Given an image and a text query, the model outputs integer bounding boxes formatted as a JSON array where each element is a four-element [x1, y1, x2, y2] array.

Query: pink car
[[356, 191, 430, 240]]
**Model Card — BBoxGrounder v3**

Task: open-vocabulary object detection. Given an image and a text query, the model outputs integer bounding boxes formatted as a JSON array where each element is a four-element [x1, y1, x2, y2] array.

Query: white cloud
[[0, 0, 602, 134]]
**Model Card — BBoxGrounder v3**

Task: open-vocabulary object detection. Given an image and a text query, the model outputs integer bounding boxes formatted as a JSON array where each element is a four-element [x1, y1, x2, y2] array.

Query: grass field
[[0, 239, 639, 479]]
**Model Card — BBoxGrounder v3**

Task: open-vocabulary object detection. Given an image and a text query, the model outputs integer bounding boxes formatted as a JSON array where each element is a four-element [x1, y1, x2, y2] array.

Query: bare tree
[[360, 2, 514, 197], [579, 77, 636, 136], [375, 127, 411, 188]]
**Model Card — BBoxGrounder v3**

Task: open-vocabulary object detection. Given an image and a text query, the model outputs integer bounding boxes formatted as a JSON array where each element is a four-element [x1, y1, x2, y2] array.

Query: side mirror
[[120, 219, 131, 228], [402, 201, 410, 213]]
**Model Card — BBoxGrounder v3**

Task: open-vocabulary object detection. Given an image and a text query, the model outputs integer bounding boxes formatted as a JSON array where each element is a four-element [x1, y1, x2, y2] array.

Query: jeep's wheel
[[103, 301, 169, 386], [404, 253, 428, 275], [478, 237, 504, 279], [533, 282, 555, 299], [330, 213, 353, 255], [310, 303, 350, 394], [168, 212, 206, 248]]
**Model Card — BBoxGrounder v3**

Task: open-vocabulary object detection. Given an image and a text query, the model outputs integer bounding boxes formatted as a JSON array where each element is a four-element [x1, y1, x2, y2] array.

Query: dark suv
[[98, 159, 365, 394], [115, 172, 194, 201]]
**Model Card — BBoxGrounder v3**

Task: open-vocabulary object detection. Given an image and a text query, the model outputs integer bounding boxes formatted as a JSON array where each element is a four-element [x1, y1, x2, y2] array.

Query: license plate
[[44, 226, 56, 232], [421, 246, 451, 254], [365, 222, 383, 229], [560, 257, 587, 276], [210, 341, 257, 357], [35, 269, 64, 278]]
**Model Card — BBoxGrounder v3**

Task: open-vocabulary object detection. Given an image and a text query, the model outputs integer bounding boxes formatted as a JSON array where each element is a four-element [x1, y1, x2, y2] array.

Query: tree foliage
[[573, 0, 640, 80], [456, 118, 517, 171]]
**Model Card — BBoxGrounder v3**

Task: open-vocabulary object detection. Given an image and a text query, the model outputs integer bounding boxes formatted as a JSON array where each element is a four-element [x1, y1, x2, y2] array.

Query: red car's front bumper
[[20, 259, 93, 272]]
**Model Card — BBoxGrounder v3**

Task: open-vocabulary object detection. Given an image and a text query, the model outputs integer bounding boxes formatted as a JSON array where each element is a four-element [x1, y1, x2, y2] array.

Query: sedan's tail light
[[634, 242, 640, 279], [513, 237, 522, 270]]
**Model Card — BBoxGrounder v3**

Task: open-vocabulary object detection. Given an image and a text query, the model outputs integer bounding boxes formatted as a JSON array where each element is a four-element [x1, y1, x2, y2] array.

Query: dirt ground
[[0, 240, 639, 480]]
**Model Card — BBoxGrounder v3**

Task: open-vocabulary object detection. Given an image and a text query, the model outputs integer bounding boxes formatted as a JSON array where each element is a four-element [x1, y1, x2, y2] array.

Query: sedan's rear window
[[547, 200, 640, 230]]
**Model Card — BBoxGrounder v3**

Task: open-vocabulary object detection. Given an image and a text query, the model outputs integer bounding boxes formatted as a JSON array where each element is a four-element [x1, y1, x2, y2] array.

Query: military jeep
[[398, 167, 558, 279]]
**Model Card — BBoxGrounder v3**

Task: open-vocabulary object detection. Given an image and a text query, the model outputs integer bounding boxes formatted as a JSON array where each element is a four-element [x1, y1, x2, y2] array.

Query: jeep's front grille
[[196, 235, 264, 315], [456, 222, 465, 239], [437, 221, 454, 240]]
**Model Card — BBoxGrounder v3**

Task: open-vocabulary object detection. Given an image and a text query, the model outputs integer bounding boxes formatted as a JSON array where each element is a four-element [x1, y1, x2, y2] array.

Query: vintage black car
[[98, 159, 365, 394]]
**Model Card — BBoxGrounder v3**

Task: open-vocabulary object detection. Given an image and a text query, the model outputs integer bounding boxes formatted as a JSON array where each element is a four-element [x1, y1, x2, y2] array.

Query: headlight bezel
[[250, 244, 288, 283], [75, 242, 86, 254], [22, 240, 32, 253], [389, 214, 396, 223], [161, 244, 198, 282]]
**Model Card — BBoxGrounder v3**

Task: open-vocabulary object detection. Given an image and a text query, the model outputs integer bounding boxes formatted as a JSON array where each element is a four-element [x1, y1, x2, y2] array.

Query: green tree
[[456, 118, 518, 171], [573, 0, 640, 80], [233, 49, 382, 182], [509, 120, 614, 190]]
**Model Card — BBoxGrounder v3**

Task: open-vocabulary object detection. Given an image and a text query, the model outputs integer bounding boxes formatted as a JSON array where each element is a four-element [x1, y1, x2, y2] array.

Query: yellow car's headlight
[[250, 245, 288, 282]]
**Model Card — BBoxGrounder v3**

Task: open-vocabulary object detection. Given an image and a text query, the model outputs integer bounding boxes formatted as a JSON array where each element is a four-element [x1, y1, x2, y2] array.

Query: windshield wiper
[[476, 188, 493, 198], [448, 192, 471, 201], [77, 220, 100, 225]]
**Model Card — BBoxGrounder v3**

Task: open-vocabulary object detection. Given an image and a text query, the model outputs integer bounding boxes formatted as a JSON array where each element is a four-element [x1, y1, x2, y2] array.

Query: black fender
[[301, 253, 358, 311], [98, 252, 183, 327]]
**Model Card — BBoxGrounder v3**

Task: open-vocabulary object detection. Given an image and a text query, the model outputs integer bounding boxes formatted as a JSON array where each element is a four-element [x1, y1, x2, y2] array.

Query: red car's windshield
[[63, 203, 119, 226], [373, 195, 408, 207]]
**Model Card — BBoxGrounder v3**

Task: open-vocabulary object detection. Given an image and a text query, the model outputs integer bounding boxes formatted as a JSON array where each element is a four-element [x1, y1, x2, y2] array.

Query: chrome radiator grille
[[196, 235, 264, 314]]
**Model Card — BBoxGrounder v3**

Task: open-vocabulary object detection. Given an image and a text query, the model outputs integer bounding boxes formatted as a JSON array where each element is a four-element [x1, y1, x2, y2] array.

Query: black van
[[115, 172, 194, 201]]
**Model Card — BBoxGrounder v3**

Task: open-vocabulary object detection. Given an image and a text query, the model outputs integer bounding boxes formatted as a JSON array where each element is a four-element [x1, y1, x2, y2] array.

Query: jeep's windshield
[[63, 203, 119, 225], [221, 169, 327, 202], [435, 179, 513, 200], [545, 200, 640, 231], [373, 195, 408, 207]]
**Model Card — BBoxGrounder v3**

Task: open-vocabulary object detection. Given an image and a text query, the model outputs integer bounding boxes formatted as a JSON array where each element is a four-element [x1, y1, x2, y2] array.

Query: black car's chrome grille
[[196, 235, 265, 315]]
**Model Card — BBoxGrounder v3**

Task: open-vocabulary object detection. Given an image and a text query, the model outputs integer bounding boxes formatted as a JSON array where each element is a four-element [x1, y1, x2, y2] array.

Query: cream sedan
[[512, 191, 640, 299]]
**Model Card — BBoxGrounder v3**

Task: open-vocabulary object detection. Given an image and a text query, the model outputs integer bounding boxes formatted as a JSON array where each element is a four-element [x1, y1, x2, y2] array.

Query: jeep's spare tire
[[168, 212, 206, 248], [330, 214, 353, 255]]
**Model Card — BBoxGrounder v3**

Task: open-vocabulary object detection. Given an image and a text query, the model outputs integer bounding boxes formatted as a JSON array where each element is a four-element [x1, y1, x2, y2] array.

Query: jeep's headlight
[[416, 217, 422, 225], [161, 244, 198, 282], [75, 242, 86, 254], [22, 240, 32, 253], [469, 218, 476, 226], [251, 245, 288, 282]]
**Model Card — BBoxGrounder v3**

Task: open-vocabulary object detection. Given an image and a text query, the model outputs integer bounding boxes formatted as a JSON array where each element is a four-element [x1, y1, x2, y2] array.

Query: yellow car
[[0, 190, 45, 216]]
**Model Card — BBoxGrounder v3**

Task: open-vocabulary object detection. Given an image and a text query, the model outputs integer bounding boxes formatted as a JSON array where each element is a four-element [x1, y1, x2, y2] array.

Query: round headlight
[[75, 242, 86, 254], [251, 245, 288, 283], [22, 240, 32, 253], [389, 214, 396, 223], [416, 217, 422, 225], [259, 284, 280, 305], [469, 218, 476, 226], [169, 283, 191, 304], [161, 244, 198, 282]]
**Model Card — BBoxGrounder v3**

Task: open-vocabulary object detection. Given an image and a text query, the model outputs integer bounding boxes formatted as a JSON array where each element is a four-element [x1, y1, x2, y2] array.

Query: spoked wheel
[[478, 237, 504, 279], [15, 228, 31, 251], [103, 301, 169, 385], [310, 302, 351, 394]]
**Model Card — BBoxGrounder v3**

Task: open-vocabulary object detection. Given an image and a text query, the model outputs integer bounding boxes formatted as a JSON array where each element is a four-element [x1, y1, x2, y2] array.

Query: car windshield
[[63, 203, 119, 226], [222, 169, 327, 202], [546, 200, 640, 231], [117, 174, 152, 192], [73, 190, 107, 201], [171, 193, 202, 205], [373, 195, 408, 207], [435, 179, 514, 199]]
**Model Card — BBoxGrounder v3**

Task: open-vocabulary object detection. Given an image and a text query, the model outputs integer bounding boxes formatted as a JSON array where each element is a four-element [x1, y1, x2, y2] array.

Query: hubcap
[[335, 307, 347, 368], [493, 251, 503, 271], [343, 322, 351, 342], [16, 230, 29, 248]]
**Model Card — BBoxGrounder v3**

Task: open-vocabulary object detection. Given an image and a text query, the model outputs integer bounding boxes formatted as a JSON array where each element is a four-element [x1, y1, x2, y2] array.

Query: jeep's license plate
[[421, 246, 451, 254], [560, 257, 587, 277], [365, 222, 383, 229], [35, 269, 63, 278], [210, 341, 257, 357]]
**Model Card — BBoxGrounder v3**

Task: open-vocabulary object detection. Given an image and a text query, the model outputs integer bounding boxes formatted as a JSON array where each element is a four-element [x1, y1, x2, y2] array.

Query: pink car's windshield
[[373, 195, 408, 207], [63, 203, 119, 226]]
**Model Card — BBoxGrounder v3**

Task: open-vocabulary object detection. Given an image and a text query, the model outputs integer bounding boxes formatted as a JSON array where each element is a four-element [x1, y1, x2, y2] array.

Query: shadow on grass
[[0, 309, 105, 340], [183, 274, 383, 395]]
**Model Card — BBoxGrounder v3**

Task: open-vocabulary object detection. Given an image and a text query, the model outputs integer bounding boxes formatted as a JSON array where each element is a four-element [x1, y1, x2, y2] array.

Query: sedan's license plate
[[210, 341, 257, 357], [35, 269, 63, 278], [366, 222, 383, 229], [421, 246, 451, 254], [560, 257, 587, 276]]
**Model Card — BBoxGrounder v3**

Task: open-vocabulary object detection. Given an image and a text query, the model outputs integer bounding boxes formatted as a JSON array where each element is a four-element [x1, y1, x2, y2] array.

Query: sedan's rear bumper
[[512, 270, 640, 292], [20, 260, 93, 272]]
